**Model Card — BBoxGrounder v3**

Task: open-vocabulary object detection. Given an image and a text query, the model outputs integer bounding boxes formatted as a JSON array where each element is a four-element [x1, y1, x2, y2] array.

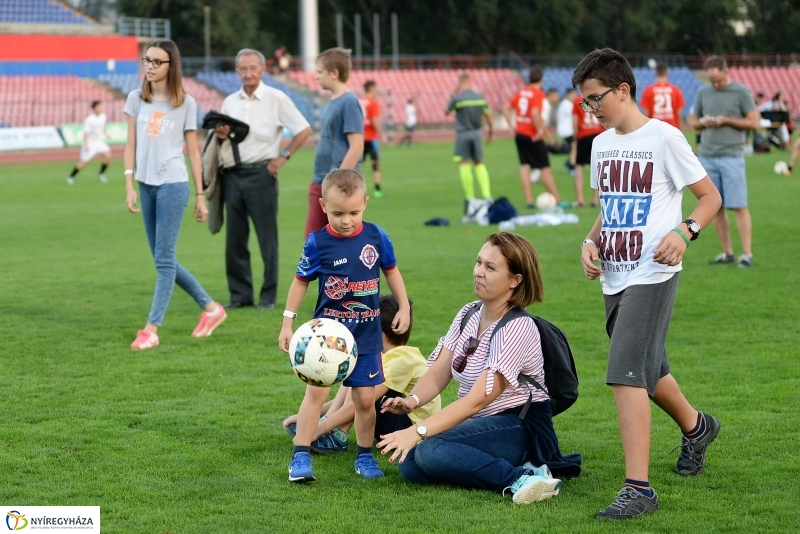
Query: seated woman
[[378, 232, 581, 505]]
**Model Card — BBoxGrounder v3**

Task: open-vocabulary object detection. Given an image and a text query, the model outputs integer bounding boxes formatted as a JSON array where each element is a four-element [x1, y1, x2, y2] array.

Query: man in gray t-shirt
[[689, 56, 760, 268], [445, 73, 494, 215]]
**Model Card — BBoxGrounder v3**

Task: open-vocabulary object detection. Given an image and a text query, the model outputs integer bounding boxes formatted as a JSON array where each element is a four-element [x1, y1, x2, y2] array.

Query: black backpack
[[459, 304, 579, 417]]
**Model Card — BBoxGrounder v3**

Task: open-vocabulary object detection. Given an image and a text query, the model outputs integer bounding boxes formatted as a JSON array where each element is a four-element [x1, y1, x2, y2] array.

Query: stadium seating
[[0, 75, 123, 127], [289, 69, 525, 126], [542, 66, 702, 117], [196, 71, 319, 126], [0, 0, 94, 24], [730, 66, 800, 115]]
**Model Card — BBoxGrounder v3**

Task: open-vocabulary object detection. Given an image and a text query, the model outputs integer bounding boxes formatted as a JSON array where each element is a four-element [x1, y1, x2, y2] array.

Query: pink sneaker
[[131, 330, 159, 350], [192, 303, 227, 337]]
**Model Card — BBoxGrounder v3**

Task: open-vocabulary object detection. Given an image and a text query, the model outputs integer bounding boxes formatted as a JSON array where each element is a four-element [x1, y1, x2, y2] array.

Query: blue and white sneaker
[[521, 462, 553, 479], [506, 473, 562, 504], [354, 453, 384, 479], [288, 452, 315, 483]]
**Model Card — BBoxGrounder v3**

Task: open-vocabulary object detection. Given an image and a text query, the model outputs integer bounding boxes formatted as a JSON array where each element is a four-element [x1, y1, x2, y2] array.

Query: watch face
[[689, 221, 700, 233]]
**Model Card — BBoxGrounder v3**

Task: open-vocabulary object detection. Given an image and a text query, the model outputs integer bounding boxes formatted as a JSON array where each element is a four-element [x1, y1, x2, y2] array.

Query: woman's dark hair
[[141, 39, 185, 108]]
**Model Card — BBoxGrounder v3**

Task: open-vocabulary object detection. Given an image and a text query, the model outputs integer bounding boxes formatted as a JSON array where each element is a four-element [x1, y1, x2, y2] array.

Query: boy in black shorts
[[575, 48, 723, 520]]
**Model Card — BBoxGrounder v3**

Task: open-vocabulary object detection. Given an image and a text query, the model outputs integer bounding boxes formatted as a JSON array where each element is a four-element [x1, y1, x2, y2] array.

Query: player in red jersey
[[359, 80, 388, 197], [503, 66, 568, 209], [571, 94, 606, 207], [640, 62, 686, 130]]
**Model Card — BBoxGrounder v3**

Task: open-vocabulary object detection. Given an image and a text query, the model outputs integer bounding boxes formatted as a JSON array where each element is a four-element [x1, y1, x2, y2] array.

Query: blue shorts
[[343, 352, 384, 387], [699, 155, 748, 209]]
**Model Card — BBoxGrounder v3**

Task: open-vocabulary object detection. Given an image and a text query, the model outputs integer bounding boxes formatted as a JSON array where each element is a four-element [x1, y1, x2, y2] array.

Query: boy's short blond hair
[[317, 47, 352, 82], [321, 169, 367, 199]]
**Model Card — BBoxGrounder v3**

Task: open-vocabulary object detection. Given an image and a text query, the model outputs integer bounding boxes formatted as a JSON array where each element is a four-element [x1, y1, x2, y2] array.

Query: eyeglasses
[[236, 65, 263, 74], [453, 337, 479, 373], [578, 86, 618, 112], [142, 57, 170, 68]]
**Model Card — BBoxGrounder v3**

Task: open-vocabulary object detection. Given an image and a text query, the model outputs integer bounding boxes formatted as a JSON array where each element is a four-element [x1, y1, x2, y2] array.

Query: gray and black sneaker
[[597, 486, 659, 519], [709, 252, 735, 264], [674, 412, 721, 476]]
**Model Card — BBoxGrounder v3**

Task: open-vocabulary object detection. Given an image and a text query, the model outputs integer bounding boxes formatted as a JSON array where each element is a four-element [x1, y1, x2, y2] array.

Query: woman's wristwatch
[[407, 394, 421, 408]]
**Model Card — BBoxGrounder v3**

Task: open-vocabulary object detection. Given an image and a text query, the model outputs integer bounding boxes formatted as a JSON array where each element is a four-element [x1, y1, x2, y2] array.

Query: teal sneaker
[[288, 452, 315, 483], [507, 473, 562, 504], [372, 189, 384, 198], [311, 428, 349, 455], [557, 199, 571, 209], [354, 453, 384, 478], [521, 462, 553, 479]]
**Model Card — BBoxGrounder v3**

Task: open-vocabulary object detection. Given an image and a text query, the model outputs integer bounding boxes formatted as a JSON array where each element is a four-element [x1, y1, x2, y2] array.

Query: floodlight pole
[[336, 13, 344, 48], [391, 13, 398, 70], [373, 13, 380, 68], [355, 14, 362, 60], [203, 6, 211, 72], [300, 0, 319, 72]]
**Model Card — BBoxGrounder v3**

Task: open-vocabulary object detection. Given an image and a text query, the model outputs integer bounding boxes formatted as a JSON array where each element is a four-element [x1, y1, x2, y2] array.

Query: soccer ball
[[535, 192, 557, 210], [774, 160, 789, 175], [288, 318, 358, 387]]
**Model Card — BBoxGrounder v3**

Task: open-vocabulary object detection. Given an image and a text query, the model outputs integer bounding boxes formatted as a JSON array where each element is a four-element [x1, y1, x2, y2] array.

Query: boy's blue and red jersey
[[295, 222, 397, 354]]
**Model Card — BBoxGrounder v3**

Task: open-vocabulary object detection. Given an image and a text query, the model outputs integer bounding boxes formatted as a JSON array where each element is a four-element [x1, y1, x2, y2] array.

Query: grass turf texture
[[1, 139, 798, 533]]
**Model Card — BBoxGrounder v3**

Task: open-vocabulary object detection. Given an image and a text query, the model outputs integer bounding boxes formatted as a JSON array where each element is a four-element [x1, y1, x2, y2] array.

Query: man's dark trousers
[[223, 163, 278, 307]]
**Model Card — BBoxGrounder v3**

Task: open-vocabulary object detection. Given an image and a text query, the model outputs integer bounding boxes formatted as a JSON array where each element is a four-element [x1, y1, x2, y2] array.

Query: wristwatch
[[682, 219, 701, 241], [415, 423, 427, 440], [280, 149, 291, 160], [581, 238, 597, 249]]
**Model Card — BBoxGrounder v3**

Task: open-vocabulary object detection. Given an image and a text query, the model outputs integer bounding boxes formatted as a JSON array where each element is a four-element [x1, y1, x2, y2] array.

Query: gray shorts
[[454, 130, 484, 163], [699, 155, 748, 209], [603, 274, 679, 396]]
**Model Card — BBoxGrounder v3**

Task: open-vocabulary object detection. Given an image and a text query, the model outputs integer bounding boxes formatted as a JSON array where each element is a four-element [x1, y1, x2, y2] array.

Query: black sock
[[99, 163, 108, 174], [625, 478, 653, 498], [374, 183, 381, 191], [293, 445, 310, 454], [69, 167, 80, 177], [684, 412, 706, 438], [356, 445, 372, 457]]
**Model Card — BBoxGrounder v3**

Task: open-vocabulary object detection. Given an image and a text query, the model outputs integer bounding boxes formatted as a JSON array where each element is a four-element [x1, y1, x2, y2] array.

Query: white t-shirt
[[404, 103, 417, 127], [590, 119, 707, 295], [557, 98, 574, 138], [83, 112, 106, 146]]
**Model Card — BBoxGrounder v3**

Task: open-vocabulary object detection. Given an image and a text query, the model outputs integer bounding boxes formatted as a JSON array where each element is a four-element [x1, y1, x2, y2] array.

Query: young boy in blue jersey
[[279, 169, 411, 483], [282, 295, 442, 454], [575, 48, 722, 519]]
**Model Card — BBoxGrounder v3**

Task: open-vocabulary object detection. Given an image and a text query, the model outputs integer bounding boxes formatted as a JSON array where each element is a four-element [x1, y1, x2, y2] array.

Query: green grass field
[[2, 138, 798, 533]]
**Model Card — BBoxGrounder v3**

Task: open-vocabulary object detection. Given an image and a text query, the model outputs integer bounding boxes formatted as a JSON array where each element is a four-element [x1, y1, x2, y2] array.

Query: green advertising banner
[[60, 122, 128, 147]]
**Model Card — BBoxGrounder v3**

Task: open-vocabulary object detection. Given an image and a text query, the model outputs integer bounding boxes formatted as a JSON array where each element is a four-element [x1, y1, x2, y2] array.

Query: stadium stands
[[290, 68, 525, 126], [0, 75, 124, 127], [0, 0, 94, 24], [541, 66, 702, 116], [730, 66, 800, 114], [197, 71, 319, 126]]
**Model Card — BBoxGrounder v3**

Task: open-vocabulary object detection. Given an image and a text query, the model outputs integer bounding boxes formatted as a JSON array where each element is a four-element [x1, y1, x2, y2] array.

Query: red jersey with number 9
[[572, 97, 606, 139], [509, 87, 545, 138], [640, 81, 685, 128]]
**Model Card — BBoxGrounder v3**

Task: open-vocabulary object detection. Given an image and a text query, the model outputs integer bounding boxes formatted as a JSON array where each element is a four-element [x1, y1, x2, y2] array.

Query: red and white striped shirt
[[429, 302, 548, 417]]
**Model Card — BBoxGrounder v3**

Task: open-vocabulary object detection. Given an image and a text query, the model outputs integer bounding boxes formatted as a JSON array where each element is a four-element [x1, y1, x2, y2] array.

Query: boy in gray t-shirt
[[123, 89, 197, 185], [313, 92, 363, 184]]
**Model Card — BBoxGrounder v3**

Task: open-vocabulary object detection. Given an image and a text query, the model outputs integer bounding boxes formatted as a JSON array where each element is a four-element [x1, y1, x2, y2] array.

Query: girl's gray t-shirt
[[123, 90, 197, 185]]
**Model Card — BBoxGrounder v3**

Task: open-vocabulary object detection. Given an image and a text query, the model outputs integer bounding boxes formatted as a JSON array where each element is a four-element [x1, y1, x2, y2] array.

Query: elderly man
[[216, 49, 311, 309], [689, 56, 760, 268]]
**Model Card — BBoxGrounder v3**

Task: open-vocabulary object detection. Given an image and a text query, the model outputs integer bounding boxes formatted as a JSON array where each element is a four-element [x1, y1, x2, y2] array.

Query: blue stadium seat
[[0, 0, 94, 24]]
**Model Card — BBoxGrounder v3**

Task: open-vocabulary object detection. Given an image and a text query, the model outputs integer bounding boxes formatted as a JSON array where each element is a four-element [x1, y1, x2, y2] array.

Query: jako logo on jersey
[[360, 244, 379, 268], [333, 258, 348, 266]]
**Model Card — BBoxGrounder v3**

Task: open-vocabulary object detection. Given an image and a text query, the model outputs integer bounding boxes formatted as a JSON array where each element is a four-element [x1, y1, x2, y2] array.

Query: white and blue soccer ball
[[773, 160, 789, 175], [289, 318, 358, 387], [535, 192, 557, 210]]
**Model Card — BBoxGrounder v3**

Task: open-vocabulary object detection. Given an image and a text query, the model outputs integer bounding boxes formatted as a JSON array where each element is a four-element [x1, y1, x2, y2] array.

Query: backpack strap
[[458, 304, 547, 420]]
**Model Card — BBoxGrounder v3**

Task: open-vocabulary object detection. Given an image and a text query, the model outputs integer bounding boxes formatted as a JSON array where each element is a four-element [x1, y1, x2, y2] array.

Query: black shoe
[[224, 302, 253, 309], [597, 486, 659, 519], [257, 303, 276, 310], [673, 412, 721, 476]]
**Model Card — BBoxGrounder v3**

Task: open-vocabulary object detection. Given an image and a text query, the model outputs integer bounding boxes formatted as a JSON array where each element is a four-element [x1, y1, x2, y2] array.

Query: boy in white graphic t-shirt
[[573, 48, 723, 520], [66, 101, 112, 185]]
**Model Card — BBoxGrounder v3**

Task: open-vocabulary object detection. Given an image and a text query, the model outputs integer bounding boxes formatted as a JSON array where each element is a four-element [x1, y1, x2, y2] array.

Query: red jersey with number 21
[[640, 81, 685, 128]]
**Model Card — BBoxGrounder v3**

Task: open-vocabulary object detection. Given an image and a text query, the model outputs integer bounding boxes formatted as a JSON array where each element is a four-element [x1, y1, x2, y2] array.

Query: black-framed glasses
[[142, 57, 170, 68], [579, 86, 618, 112], [453, 337, 479, 373]]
